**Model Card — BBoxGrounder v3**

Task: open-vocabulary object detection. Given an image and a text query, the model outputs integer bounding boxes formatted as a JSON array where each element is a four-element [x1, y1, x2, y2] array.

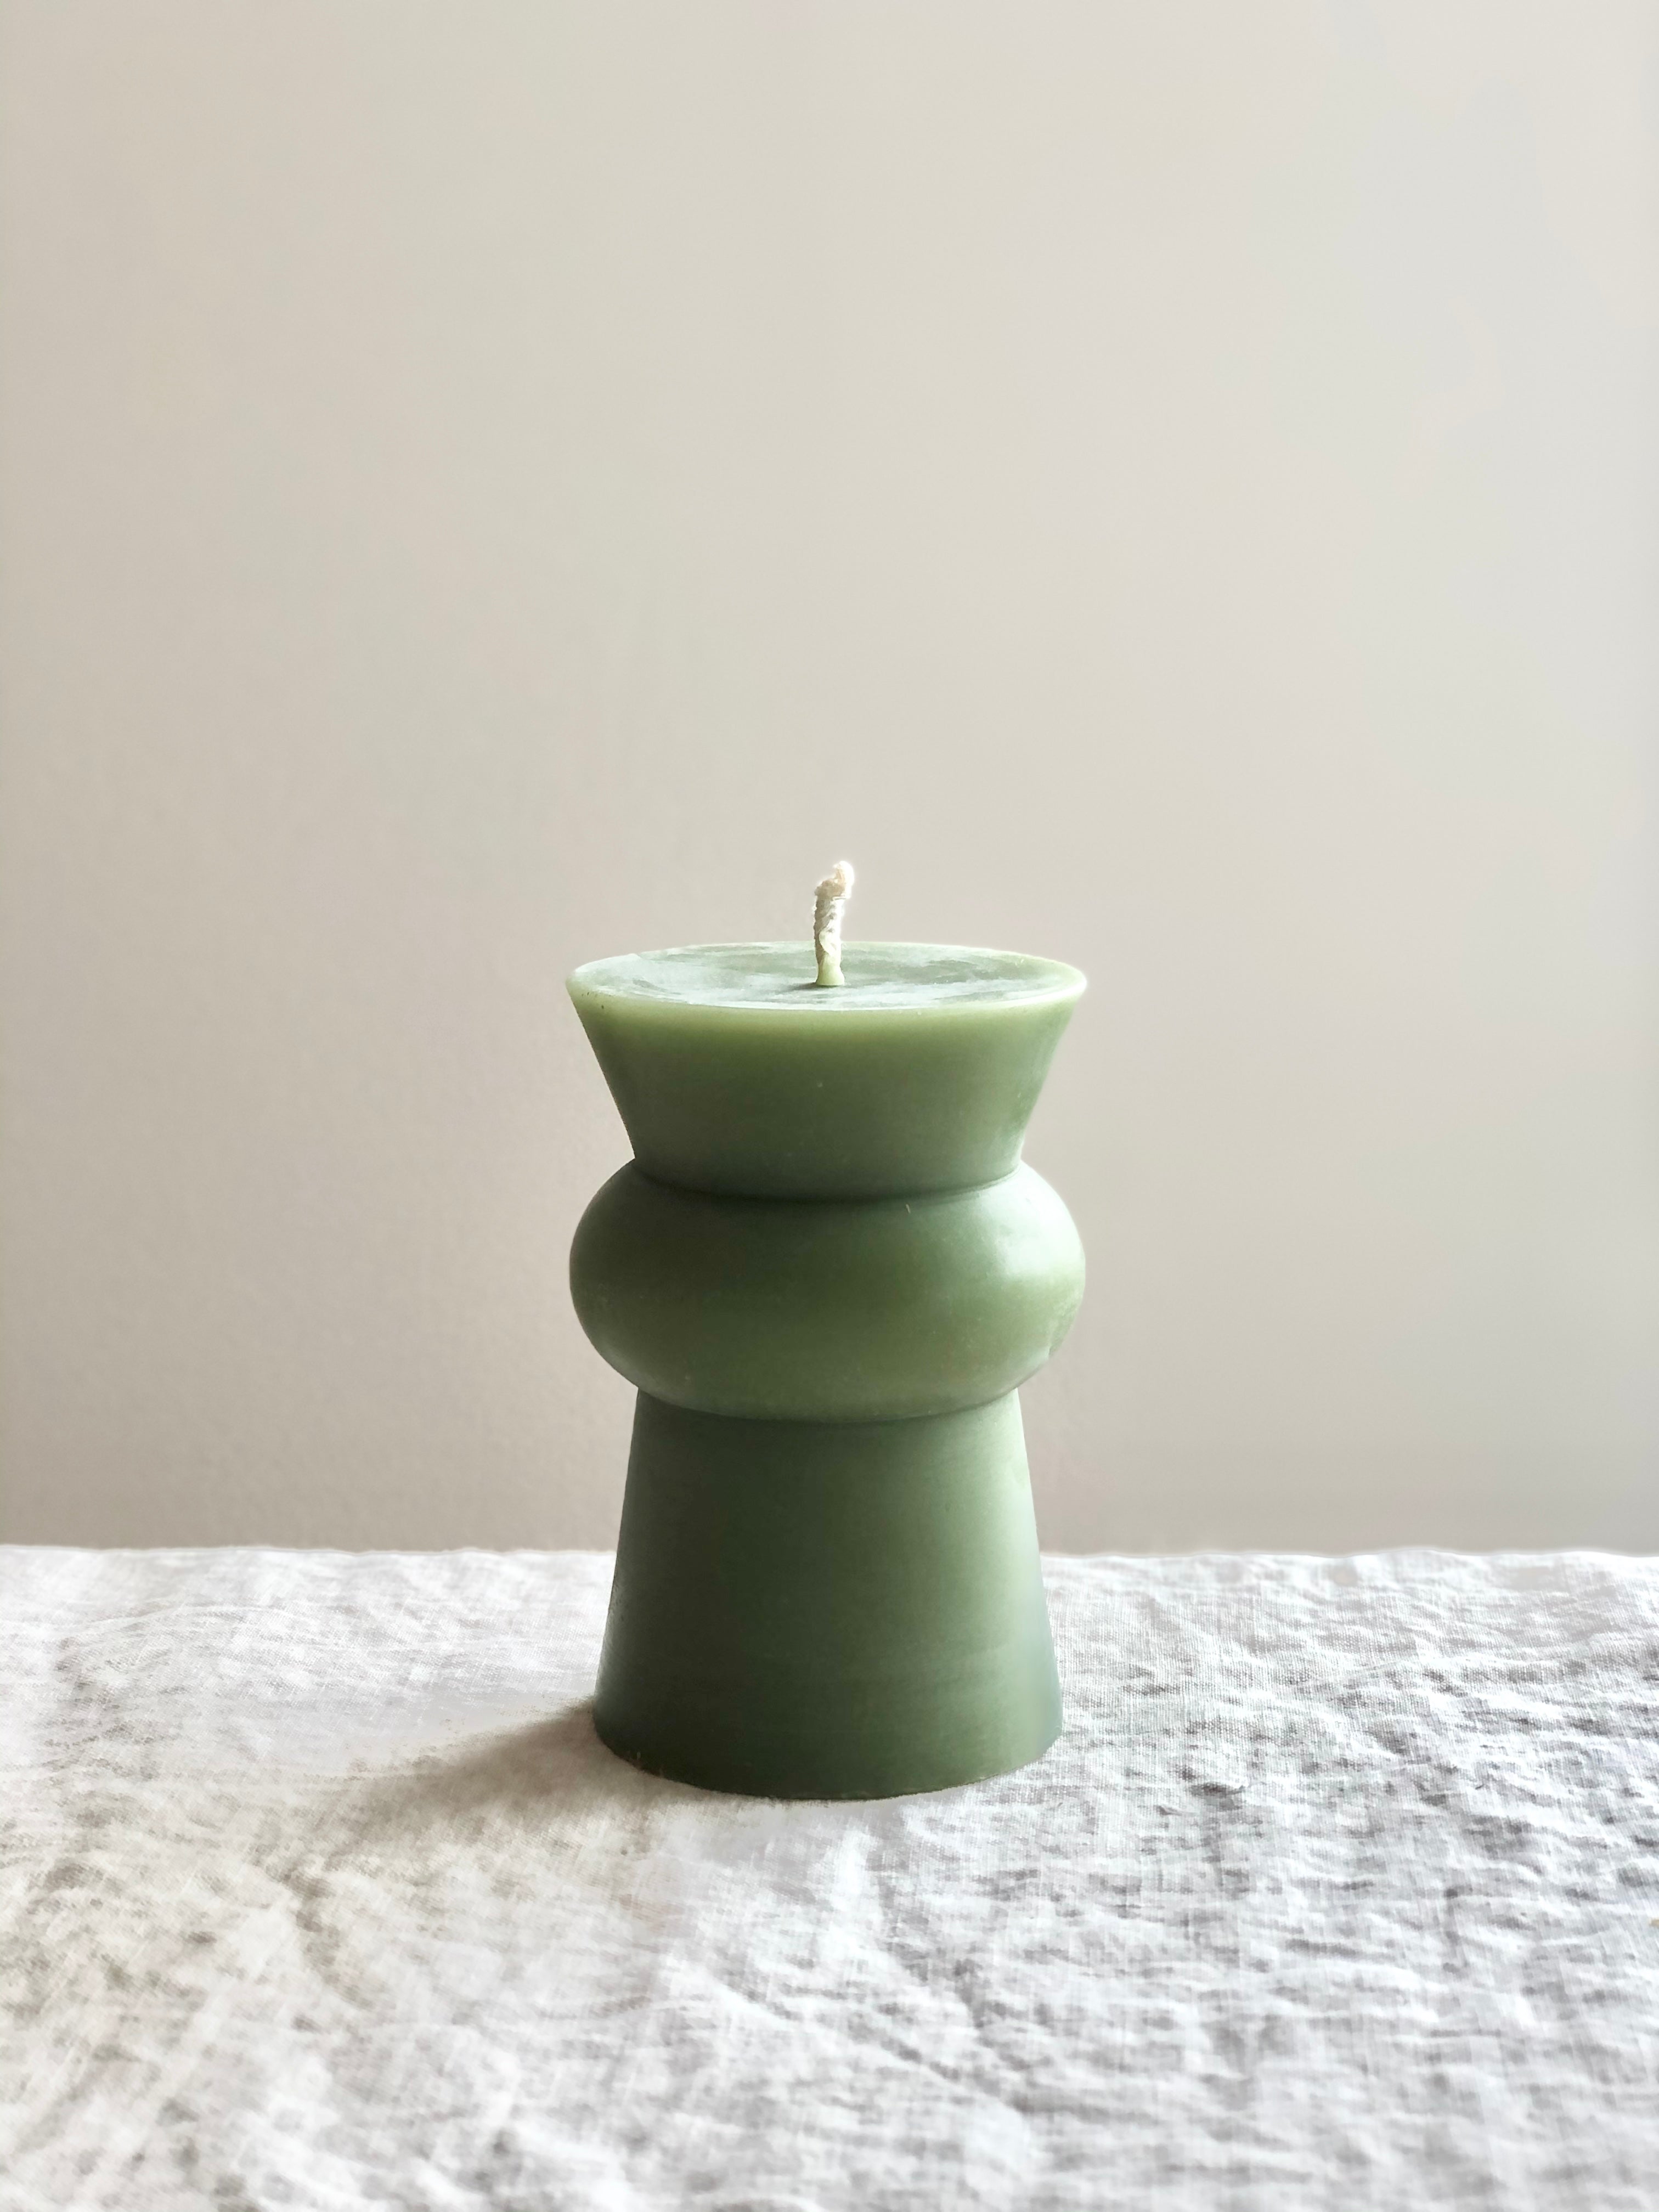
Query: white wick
[[812, 860, 855, 987]]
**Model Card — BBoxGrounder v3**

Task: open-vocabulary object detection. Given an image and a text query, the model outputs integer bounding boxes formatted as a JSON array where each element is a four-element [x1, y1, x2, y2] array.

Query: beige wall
[[3, 2, 1657, 1551]]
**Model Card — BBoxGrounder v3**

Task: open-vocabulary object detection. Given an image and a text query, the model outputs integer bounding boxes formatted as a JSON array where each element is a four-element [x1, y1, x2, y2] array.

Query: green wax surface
[[568, 941, 1085, 1198], [572, 941, 1082, 1010], [571, 1160, 1084, 1421], [596, 1390, 1062, 1799]]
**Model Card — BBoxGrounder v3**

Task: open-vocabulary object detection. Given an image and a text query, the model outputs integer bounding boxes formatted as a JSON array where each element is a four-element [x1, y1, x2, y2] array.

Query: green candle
[[569, 900, 1086, 1800]]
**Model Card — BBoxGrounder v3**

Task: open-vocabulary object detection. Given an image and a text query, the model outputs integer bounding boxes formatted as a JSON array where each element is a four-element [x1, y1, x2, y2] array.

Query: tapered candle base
[[594, 1390, 1062, 1801]]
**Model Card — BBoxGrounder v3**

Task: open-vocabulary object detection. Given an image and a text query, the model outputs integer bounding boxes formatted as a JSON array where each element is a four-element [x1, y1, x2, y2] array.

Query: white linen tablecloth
[[3, 1546, 1657, 2211]]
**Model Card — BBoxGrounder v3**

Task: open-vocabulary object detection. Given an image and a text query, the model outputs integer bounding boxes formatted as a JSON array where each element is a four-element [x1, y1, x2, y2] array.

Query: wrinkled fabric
[[3, 1546, 1657, 2211]]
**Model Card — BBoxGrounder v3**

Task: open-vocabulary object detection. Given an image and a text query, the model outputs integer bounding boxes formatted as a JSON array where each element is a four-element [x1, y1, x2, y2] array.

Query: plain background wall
[[3, 1, 1657, 1552]]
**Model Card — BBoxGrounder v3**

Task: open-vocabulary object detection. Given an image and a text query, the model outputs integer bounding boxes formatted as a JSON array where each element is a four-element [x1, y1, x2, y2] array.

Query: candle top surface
[[569, 942, 1085, 1013]]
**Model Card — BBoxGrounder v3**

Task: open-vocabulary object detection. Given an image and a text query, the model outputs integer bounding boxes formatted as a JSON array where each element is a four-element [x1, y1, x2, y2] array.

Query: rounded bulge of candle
[[570, 1161, 1084, 1424]]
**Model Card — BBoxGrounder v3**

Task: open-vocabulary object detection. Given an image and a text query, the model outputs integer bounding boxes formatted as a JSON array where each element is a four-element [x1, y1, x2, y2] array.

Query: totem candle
[[569, 866, 1085, 1800]]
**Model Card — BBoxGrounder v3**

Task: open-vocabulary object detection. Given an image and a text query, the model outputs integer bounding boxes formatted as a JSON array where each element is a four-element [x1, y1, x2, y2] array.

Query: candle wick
[[812, 861, 855, 988]]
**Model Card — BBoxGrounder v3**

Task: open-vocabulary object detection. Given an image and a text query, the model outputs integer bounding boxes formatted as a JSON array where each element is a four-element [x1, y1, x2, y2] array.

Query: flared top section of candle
[[569, 941, 1085, 1198], [573, 941, 1083, 1012]]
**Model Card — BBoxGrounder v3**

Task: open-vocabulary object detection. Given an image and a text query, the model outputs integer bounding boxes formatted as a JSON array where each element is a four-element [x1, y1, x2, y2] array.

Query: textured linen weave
[[3, 1547, 1658, 2210]]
